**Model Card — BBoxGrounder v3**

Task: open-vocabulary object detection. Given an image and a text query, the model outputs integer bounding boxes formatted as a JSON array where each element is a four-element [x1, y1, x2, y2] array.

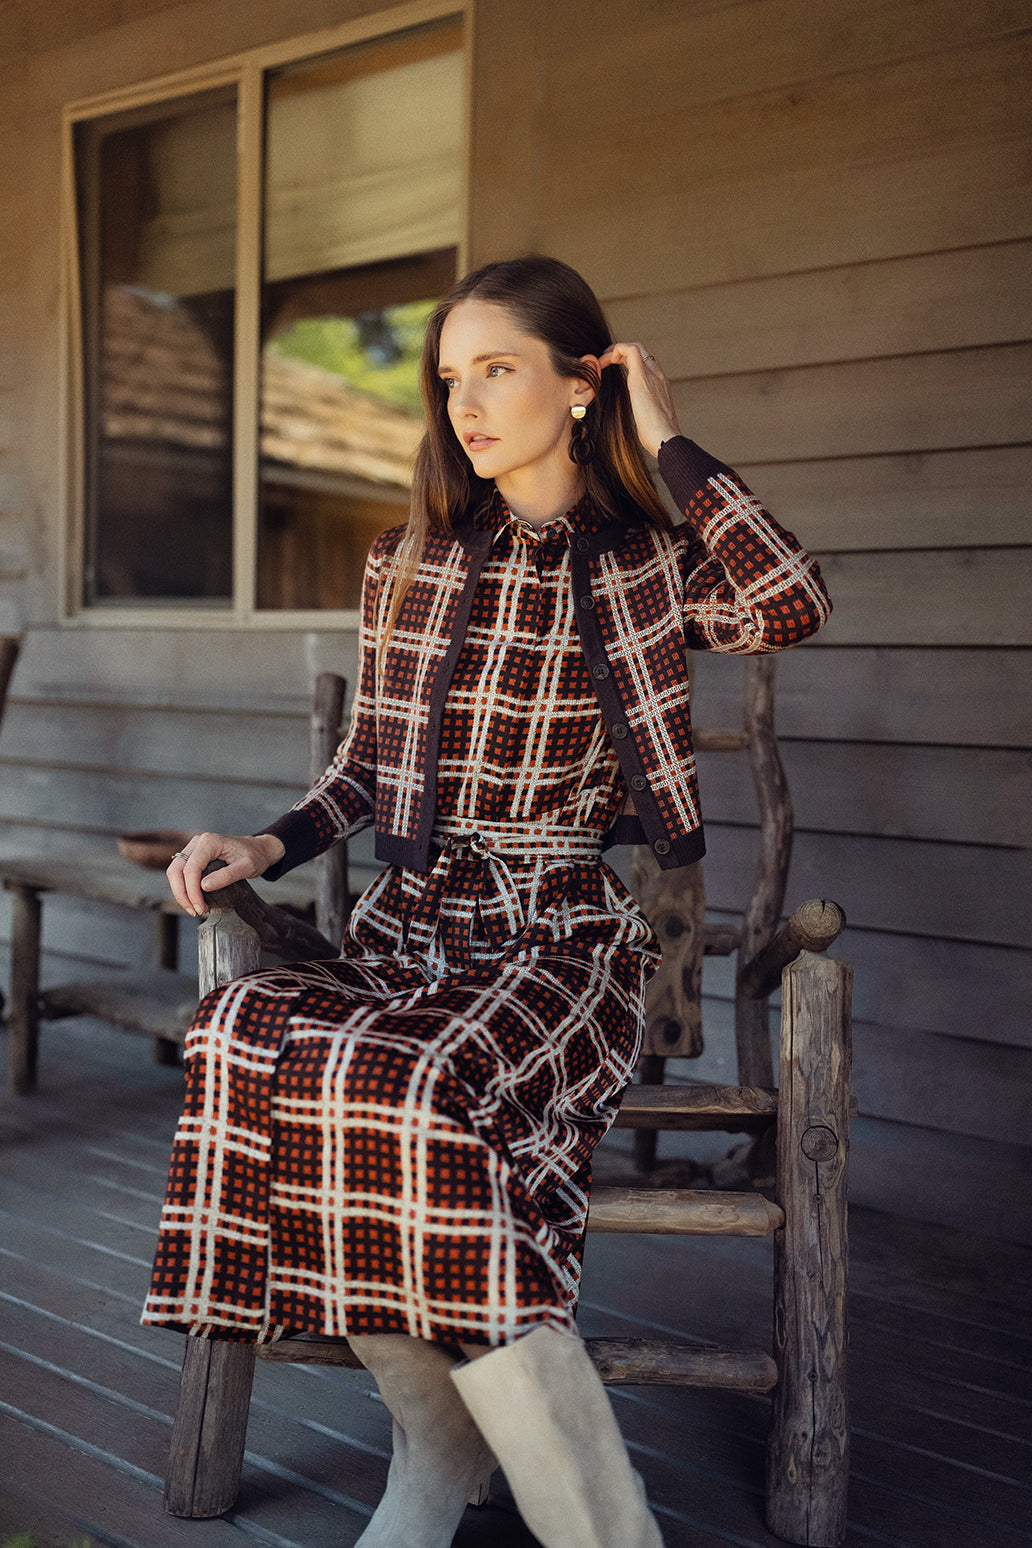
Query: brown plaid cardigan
[[263, 436, 831, 876]]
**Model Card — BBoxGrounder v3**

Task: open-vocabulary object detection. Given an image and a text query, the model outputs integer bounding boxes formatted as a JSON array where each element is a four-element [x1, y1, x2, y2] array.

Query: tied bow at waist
[[404, 827, 603, 962]]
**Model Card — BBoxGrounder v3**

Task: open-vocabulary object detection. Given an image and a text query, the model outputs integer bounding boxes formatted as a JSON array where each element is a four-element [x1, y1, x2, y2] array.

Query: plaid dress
[[143, 496, 661, 1346]]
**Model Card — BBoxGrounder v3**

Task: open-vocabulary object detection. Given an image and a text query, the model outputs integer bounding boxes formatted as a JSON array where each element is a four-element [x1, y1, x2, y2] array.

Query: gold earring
[[571, 405, 587, 420]]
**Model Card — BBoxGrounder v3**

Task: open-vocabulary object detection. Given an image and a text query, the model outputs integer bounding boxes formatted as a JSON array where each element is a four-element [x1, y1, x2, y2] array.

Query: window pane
[[77, 90, 236, 605], [257, 23, 462, 610]]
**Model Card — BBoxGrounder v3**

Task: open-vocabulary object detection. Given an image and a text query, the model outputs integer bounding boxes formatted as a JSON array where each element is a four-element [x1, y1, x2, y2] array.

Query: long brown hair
[[382, 255, 673, 644]]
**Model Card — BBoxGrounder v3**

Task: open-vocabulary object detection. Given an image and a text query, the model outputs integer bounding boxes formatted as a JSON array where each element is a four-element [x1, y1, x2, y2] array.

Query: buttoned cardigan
[[263, 436, 831, 877]]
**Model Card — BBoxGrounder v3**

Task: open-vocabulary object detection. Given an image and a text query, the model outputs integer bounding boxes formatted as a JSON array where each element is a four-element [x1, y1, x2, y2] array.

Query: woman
[[145, 256, 831, 1548]]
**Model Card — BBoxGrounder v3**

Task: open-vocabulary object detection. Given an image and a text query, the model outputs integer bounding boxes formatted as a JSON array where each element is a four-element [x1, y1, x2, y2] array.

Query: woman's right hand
[[166, 831, 286, 917]]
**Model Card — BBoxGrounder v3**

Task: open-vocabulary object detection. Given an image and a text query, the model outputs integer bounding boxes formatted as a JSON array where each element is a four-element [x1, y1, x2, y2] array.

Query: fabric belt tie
[[406, 829, 603, 958]]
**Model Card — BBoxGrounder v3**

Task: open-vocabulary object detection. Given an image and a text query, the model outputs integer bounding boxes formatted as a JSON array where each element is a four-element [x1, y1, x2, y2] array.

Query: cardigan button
[[612, 722, 628, 739], [592, 663, 610, 679], [579, 593, 596, 609], [575, 536, 591, 552], [631, 774, 647, 790], [654, 839, 671, 856]]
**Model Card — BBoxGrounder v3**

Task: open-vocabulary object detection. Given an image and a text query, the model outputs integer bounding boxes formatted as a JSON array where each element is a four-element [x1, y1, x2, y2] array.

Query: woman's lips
[[464, 433, 498, 451]]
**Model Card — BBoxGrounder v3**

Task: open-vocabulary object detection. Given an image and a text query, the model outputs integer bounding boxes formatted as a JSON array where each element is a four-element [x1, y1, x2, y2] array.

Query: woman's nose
[[452, 382, 480, 417]]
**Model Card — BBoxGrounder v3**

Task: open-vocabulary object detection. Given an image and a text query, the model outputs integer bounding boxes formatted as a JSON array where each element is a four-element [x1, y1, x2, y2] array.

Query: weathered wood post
[[766, 900, 852, 1546], [164, 886, 262, 1518], [309, 671, 351, 945], [7, 882, 41, 1095]]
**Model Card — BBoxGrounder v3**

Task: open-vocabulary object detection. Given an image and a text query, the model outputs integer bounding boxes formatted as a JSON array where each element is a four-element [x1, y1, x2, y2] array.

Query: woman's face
[[437, 299, 593, 496]]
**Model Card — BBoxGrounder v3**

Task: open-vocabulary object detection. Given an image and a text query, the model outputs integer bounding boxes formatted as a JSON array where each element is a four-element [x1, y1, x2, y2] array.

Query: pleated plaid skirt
[[142, 831, 658, 1347]]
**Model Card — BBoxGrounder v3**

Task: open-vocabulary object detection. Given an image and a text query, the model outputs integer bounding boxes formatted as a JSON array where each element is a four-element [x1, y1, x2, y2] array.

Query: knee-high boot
[[348, 1333, 496, 1548], [451, 1325, 664, 1548]]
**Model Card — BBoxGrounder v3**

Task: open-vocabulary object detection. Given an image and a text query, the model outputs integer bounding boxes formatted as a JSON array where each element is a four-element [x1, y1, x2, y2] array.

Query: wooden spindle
[[734, 656, 793, 1088], [309, 671, 351, 946]]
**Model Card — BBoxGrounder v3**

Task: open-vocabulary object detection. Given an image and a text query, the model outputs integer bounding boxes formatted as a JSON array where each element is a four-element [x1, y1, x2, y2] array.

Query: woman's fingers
[[599, 341, 655, 374], [599, 342, 680, 458], [166, 833, 267, 916]]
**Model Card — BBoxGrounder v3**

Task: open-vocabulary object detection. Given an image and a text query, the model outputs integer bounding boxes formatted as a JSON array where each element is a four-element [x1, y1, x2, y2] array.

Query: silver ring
[[171, 851, 185, 859], [641, 350, 653, 361]]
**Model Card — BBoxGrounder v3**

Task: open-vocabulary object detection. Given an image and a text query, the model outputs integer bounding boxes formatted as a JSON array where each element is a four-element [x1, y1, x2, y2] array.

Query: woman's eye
[[441, 376, 457, 390], [487, 364, 508, 377]]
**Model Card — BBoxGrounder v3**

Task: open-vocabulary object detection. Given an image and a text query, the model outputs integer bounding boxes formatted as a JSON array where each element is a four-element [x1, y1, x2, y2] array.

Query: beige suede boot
[[451, 1325, 664, 1548], [349, 1333, 496, 1548]]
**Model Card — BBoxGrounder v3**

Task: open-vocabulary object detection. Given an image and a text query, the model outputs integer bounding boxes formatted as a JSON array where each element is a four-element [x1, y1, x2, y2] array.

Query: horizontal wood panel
[[0, 762, 301, 835], [543, 34, 1032, 217], [19, 626, 1029, 737], [696, 742, 1032, 847], [736, 446, 1032, 552], [702, 926, 1032, 1048], [670, 343, 1032, 464], [689, 647, 1032, 747], [814, 548, 1032, 646], [0, 700, 314, 785], [703, 823, 1031, 947], [558, 135, 1032, 298], [541, 0, 1031, 128], [12, 626, 360, 709], [607, 242, 1032, 378], [849, 1021, 1031, 1148]]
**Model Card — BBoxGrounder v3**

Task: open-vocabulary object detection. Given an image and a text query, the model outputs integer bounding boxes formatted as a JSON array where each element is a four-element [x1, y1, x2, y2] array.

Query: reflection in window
[[257, 26, 462, 610], [77, 91, 237, 604]]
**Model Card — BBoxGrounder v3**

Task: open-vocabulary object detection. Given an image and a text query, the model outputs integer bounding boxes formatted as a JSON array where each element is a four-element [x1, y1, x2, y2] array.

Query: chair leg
[[632, 1054, 665, 1172], [164, 1337, 256, 1518], [766, 950, 852, 1547]]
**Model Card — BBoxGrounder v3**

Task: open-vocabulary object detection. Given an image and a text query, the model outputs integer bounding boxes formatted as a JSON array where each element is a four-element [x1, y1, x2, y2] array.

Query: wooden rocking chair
[[161, 668, 854, 1547]]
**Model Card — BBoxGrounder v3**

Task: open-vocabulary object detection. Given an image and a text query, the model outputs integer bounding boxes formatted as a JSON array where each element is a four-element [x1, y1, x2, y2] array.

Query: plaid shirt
[[265, 436, 830, 874]]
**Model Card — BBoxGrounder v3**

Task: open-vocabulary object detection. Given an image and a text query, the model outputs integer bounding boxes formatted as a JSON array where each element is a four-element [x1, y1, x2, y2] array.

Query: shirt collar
[[474, 487, 608, 550]]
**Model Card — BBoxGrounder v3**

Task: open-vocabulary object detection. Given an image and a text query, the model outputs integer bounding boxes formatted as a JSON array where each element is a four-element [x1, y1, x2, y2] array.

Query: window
[[68, 12, 465, 621]]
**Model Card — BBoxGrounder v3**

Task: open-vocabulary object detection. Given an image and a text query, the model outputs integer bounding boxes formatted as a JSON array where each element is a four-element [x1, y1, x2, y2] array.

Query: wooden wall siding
[[468, 0, 1032, 1235], [733, 447, 1032, 553], [0, 0, 1028, 1238], [608, 243, 1032, 378], [689, 648, 1032, 747]]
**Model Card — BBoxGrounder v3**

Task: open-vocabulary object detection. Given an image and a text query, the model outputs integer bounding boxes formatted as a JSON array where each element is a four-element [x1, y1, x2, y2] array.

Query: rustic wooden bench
[[1, 672, 352, 1098]]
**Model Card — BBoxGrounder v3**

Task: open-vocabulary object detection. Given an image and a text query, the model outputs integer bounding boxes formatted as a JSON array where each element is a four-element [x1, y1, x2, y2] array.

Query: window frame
[[60, 0, 470, 630]]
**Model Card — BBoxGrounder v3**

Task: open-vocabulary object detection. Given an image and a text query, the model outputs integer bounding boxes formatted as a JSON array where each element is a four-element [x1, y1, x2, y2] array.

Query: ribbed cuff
[[253, 809, 324, 881], [657, 435, 737, 509]]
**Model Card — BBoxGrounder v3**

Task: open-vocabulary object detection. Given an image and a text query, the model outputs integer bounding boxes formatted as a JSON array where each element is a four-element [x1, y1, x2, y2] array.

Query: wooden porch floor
[[1, 1014, 1030, 1548]]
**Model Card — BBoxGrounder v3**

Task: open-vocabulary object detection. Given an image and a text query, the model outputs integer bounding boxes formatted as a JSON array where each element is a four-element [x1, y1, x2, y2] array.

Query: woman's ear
[[574, 354, 600, 408]]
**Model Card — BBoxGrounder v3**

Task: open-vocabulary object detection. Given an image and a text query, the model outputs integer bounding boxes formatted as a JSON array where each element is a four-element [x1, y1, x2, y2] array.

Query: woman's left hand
[[598, 342, 681, 458]]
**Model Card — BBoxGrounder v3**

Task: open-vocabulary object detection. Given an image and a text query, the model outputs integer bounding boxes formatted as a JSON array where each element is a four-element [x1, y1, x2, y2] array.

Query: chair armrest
[[738, 897, 846, 1003], [202, 864, 336, 962]]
